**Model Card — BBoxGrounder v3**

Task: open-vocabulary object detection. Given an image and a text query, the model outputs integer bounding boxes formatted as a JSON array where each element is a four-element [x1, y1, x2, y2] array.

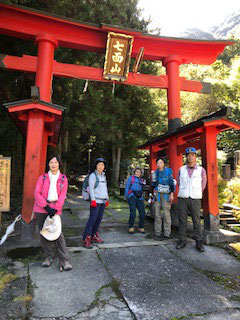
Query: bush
[[218, 175, 228, 207], [223, 177, 240, 207]]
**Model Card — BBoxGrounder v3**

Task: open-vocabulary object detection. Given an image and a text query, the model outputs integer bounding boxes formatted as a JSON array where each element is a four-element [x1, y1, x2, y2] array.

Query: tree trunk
[[62, 129, 69, 174], [12, 134, 23, 193], [112, 145, 117, 186], [115, 146, 121, 185], [111, 130, 122, 187]]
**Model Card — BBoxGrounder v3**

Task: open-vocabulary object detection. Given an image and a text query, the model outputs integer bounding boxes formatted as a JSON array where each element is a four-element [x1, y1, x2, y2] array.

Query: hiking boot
[[138, 228, 145, 234], [60, 261, 73, 272], [42, 258, 52, 267], [164, 235, 171, 239], [154, 233, 161, 240], [196, 240, 205, 252], [92, 232, 104, 244], [83, 235, 93, 249], [176, 240, 187, 249], [128, 227, 135, 234]]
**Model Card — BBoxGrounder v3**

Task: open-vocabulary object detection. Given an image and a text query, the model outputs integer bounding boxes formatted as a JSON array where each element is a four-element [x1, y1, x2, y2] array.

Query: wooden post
[[201, 127, 219, 231], [0, 155, 11, 229]]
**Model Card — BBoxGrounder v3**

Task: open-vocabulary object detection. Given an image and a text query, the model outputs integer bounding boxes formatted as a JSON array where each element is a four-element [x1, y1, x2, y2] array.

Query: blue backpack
[[82, 172, 99, 201]]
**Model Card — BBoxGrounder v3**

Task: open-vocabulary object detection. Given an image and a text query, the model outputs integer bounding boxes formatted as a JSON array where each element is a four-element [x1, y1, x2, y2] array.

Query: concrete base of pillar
[[204, 213, 220, 232], [203, 212, 240, 244], [203, 230, 223, 244], [203, 229, 240, 244], [20, 219, 36, 241]]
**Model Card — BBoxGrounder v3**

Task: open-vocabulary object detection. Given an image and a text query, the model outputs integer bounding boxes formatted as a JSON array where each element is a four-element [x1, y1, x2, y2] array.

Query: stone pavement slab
[[165, 242, 240, 277], [29, 251, 112, 318], [99, 245, 240, 320]]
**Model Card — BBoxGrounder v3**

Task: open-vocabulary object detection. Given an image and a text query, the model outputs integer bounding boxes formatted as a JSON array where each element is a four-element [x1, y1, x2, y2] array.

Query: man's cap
[[185, 147, 197, 154]]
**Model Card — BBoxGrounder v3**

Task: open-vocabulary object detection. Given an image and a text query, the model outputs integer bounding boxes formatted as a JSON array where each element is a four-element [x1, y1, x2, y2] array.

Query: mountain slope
[[181, 9, 240, 40]]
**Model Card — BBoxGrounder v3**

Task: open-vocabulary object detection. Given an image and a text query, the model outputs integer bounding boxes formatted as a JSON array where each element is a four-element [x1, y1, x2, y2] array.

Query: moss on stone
[[13, 295, 32, 303], [0, 273, 17, 292]]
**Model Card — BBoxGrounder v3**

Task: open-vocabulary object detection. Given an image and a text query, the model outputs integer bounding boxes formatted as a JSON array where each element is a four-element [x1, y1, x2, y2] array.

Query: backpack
[[128, 176, 144, 198], [43, 174, 65, 191], [82, 172, 99, 201]]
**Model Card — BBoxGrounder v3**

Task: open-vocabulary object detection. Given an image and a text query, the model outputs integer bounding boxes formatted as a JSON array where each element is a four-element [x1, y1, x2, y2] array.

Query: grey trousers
[[35, 213, 69, 264], [154, 193, 171, 237], [177, 197, 203, 241]]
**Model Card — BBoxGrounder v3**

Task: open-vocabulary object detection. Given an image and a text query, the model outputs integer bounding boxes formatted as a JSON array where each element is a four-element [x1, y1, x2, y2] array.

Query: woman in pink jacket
[[33, 155, 72, 271]]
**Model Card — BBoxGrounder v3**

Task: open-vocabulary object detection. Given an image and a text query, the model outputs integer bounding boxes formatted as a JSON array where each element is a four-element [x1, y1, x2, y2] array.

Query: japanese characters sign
[[103, 32, 134, 81], [0, 157, 11, 212]]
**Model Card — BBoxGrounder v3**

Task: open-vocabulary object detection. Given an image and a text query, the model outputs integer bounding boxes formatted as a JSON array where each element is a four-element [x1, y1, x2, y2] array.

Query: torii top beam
[[0, 2, 234, 65]]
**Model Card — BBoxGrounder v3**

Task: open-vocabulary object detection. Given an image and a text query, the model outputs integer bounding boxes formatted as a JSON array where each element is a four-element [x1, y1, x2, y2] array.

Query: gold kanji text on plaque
[[103, 32, 134, 81]]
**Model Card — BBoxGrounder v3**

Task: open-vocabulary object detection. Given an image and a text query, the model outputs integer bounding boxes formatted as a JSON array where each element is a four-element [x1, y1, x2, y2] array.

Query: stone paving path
[[1, 194, 240, 320]]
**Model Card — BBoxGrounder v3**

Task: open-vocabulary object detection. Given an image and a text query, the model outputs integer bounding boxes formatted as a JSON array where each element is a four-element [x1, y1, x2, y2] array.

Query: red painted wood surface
[[22, 110, 45, 222], [163, 55, 182, 123], [0, 3, 234, 64], [35, 35, 58, 102], [201, 127, 220, 217], [0, 54, 210, 93]]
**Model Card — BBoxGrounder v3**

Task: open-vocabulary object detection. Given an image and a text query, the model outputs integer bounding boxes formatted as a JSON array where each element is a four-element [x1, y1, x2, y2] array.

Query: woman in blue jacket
[[125, 167, 145, 234], [152, 158, 175, 239]]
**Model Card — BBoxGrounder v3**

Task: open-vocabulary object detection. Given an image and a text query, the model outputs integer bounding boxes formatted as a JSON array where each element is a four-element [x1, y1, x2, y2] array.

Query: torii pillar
[[9, 34, 58, 240], [163, 55, 183, 223]]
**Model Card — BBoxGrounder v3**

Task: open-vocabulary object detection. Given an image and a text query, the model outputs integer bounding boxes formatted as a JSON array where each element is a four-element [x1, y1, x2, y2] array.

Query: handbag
[[157, 184, 170, 194]]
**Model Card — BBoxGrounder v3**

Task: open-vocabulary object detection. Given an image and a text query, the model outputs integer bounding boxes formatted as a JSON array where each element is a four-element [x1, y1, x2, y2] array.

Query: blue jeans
[[83, 203, 105, 240], [128, 196, 145, 228]]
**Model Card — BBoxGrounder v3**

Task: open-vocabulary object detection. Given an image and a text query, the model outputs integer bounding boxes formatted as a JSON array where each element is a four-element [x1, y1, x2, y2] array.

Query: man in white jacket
[[176, 147, 207, 252]]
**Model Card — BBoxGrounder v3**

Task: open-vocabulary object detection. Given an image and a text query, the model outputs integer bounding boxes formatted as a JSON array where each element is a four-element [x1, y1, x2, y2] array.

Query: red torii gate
[[0, 3, 234, 238]]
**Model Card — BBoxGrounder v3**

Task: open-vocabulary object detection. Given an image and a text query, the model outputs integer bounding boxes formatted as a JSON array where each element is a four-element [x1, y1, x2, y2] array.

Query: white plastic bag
[[0, 215, 21, 245]]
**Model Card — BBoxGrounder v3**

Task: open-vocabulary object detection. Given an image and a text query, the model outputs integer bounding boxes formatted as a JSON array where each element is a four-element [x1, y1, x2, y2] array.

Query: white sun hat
[[40, 215, 62, 241]]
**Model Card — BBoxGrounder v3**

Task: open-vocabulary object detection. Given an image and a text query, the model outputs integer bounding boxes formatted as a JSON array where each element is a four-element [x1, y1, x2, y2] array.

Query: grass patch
[[104, 209, 112, 217], [120, 216, 129, 223], [232, 226, 240, 233], [18, 253, 42, 265], [109, 197, 128, 209], [202, 270, 240, 291], [230, 295, 240, 303], [170, 313, 208, 320], [7, 247, 42, 261]]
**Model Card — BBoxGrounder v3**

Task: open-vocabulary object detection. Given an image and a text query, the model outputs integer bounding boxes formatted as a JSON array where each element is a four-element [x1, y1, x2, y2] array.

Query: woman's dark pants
[[128, 196, 145, 228], [35, 213, 69, 264], [83, 203, 105, 240]]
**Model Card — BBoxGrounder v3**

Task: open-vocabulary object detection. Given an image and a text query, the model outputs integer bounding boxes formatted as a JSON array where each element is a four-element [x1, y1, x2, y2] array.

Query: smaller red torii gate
[[138, 110, 240, 238], [0, 2, 234, 239]]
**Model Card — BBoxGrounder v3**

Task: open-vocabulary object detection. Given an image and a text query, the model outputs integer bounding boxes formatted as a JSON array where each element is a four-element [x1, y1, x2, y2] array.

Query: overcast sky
[[138, 0, 240, 36]]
